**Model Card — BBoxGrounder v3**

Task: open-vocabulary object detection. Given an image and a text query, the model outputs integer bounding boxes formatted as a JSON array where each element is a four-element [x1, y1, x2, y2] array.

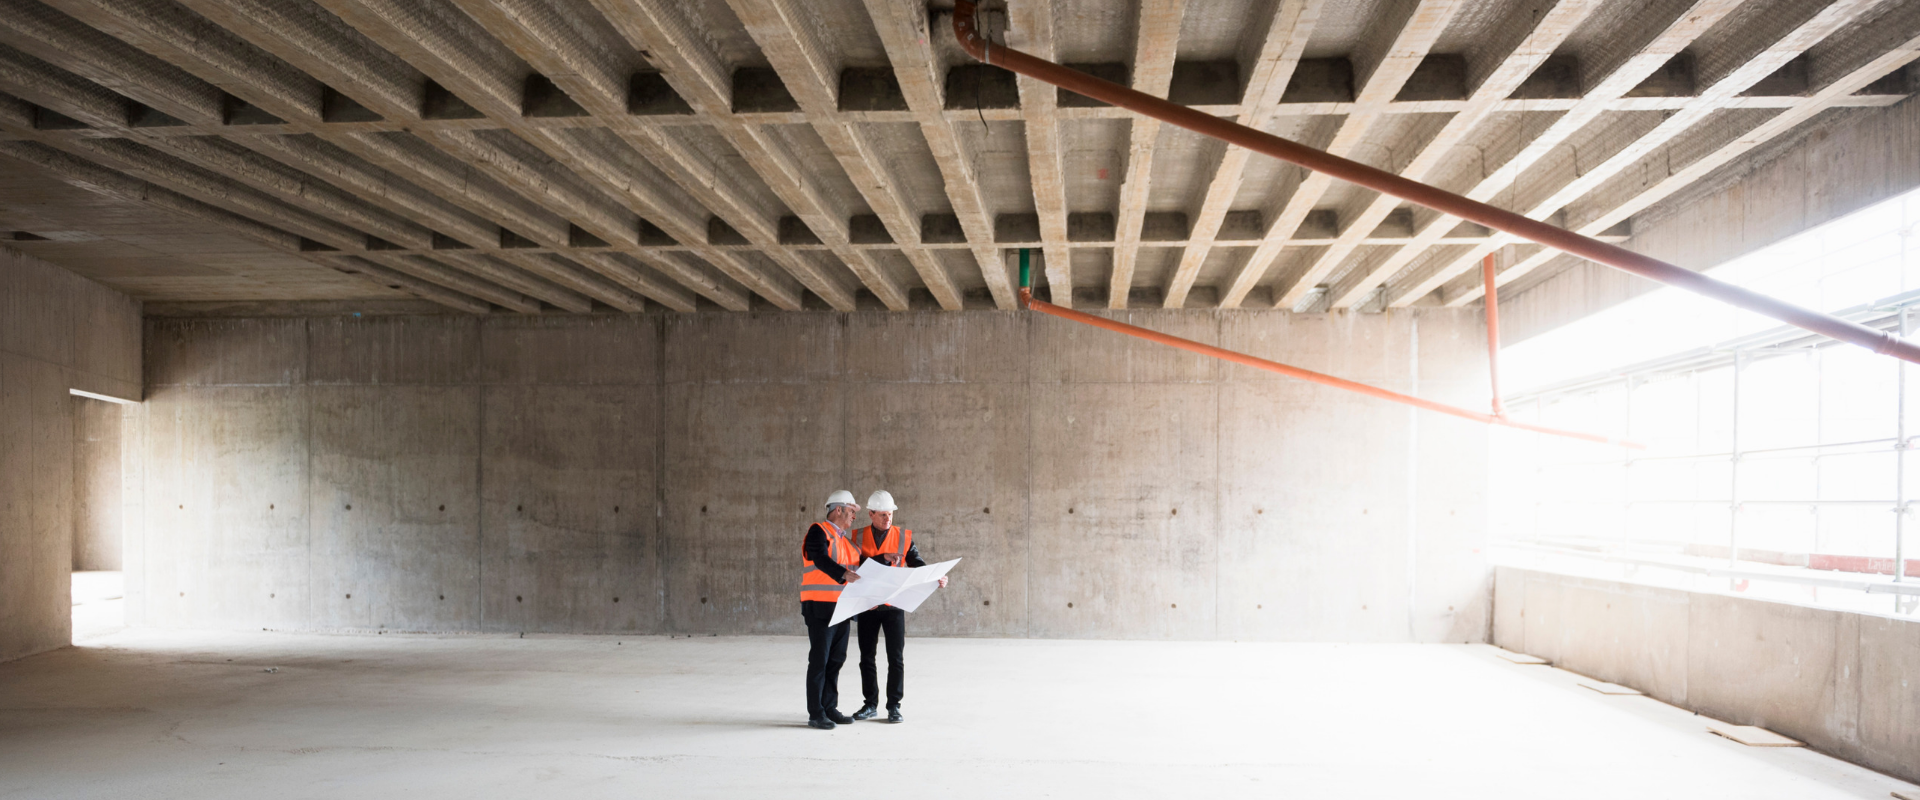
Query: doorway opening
[[71, 393, 128, 642]]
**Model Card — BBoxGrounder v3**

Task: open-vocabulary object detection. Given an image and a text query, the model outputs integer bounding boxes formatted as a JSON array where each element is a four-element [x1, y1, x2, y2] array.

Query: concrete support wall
[[1494, 567, 1920, 784], [135, 309, 1493, 641], [0, 247, 142, 662], [1504, 93, 1920, 343]]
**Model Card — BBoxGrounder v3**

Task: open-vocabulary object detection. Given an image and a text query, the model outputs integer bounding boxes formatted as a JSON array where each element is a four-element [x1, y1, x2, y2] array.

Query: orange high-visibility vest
[[801, 521, 860, 602], [857, 525, 914, 567], [858, 525, 915, 610]]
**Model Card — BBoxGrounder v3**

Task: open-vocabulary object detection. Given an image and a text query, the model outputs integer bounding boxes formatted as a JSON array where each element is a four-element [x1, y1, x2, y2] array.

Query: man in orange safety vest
[[849, 490, 947, 724], [801, 490, 863, 730]]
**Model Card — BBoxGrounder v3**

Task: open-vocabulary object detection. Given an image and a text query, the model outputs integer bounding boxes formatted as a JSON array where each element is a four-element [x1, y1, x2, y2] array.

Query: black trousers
[[857, 605, 906, 709], [802, 602, 851, 718]]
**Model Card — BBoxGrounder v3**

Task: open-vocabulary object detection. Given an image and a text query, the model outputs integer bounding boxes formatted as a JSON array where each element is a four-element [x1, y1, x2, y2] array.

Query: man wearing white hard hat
[[800, 490, 863, 730], [849, 490, 946, 723]]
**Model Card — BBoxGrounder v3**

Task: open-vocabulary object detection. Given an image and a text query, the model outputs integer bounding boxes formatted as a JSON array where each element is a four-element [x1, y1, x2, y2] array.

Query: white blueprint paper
[[828, 558, 960, 626]]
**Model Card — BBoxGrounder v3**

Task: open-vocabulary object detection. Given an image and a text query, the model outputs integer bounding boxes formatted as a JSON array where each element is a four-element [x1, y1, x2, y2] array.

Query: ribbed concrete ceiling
[[0, 0, 1915, 314]]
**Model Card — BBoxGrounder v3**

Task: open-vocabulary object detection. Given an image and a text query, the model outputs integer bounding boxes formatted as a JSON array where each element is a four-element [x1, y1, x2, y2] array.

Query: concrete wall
[[0, 246, 142, 662], [1503, 93, 1920, 343], [133, 308, 1494, 641], [71, 397, 124, 571], [1494, 567, 1920, 784]]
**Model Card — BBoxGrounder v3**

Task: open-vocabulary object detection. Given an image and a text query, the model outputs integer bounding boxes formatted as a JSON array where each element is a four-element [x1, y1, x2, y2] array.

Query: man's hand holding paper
[[828, 558, 960, 626]]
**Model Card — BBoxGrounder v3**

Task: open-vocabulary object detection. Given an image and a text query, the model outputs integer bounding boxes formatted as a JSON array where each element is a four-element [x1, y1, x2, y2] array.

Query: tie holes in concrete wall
[[516, 596, 523, 602], [983, 507, 990, 514], [614, 506, 619, 513], [269, 593, 274, 598], [439, 595, 445, 600], [178, 592, 184, 597], [983, 600, 990, 606], [1171, 603, 1177, 608], [345, 594, 351, 599], [701, 505, 707, 513], [1068, 507, 1074, 514], [613, 597, 620, 603], [516, 505, 523, 512], [438, 505, 445, 512], [700, 597, 707, 604], [345, 504, 351, 511], [1067, 602, 1073, 608], [269, 504, 274, 510], [1257, 604, 1263, 609]]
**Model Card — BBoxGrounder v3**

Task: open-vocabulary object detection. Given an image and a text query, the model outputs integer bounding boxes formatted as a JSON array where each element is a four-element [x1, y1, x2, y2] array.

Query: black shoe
[[825, 709, 853, 725], [807, 717, 835, 730], [852, 704, 879, 721], [887, 707, 903, 723]]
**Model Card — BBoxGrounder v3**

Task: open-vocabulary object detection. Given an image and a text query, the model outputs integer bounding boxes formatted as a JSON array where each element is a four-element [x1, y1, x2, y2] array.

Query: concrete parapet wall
[[132, 308, 1493, 641], [1494, 566, 1920, 784], [0, 246, 142, 663]]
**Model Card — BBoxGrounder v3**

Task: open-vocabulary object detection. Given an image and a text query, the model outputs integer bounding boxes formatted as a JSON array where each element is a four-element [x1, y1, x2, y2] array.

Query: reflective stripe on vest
[[801, 521, 859, 602]]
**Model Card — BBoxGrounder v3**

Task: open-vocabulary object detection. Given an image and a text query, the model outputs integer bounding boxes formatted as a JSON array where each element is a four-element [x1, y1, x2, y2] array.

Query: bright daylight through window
[[1492, 185, 1920, 618]]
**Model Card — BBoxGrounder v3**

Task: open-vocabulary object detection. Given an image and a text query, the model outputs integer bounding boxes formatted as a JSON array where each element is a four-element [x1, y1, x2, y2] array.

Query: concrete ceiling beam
[[866, 2, 1016, 309], [1439, 4, 1920, 305], [171, 0, 425, 122], [428, 251, 593, 312], [315, 0, 768, 311], [1105, 0, 1188, 309], [229, 134, 504, 250], [328, 131, 573, 249], [59, 136, 371, 251], [0, 26, 484, 259], [1218, 0, 1469, 310], [1318, 0, 1605, 309], [429, 127, 750, 310], [359, 252, 542, 312], [587, 0, 883, 311], [1162, 0, 1325, 308], [0, 138, 492, 313], [570, 250, 702, 313], [729, 0, 957, 310], [37, 0, 326, 124], [1007, 0, 1074, 307], [0, 0, 223, 126], [1356, 0, 1747, 307], [1398, 0, 1909, 307], [487, 251, 653, 312]]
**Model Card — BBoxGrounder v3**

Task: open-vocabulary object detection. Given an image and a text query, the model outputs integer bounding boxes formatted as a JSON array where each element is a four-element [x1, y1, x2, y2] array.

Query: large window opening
[[1493, 185, 1920, 618]]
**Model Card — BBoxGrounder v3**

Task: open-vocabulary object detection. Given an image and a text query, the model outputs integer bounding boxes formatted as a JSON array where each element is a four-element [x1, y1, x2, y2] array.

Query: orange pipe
[[1484, 254, 1507, 419], [1020, 288, 1645, 449], [954, 1, 1920, 366]]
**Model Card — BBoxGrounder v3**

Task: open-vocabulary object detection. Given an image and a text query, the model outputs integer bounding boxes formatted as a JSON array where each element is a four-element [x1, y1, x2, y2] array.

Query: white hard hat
[[825, 489, 858, 508], [866, 490, 898, 512]]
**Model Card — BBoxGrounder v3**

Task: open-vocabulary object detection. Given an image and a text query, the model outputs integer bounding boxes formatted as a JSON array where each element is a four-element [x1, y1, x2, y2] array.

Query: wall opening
[[71, 394, 127, 641]]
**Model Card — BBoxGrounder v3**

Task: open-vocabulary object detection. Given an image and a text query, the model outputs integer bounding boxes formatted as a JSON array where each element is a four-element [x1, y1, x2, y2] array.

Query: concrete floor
[[1, 632, 1913, 799]]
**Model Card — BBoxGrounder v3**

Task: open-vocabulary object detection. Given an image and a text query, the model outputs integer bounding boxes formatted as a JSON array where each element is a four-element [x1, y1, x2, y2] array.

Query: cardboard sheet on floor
[[829, 558, 960, 626], [1706, 722, 1802, 747], [1578, 679, 1643, 695], [1494, 649, 1549, 665]]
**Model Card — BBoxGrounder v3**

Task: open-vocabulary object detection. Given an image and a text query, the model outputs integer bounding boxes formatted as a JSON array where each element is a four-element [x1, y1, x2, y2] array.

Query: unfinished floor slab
[[1, 632, 1911, 799]]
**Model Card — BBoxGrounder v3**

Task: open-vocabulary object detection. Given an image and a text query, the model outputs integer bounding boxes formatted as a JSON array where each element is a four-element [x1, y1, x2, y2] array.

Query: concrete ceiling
[[0, 0, 1915, 314]]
